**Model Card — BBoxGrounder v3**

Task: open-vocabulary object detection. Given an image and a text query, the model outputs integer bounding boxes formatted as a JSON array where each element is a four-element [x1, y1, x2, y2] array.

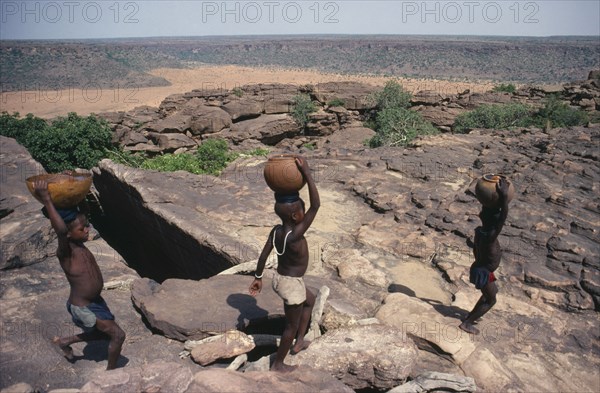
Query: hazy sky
[[1, 0, 599, 39]]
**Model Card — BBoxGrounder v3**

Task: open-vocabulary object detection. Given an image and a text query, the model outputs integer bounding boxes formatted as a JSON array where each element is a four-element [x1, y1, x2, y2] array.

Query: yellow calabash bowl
[[26, 173, 92, 209]]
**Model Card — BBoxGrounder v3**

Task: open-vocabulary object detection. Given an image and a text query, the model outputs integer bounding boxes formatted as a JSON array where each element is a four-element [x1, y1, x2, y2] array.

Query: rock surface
[[2, 76, 599, 392], [289, 324, 418, 390], [188, 367, 354, 393], [389, 371, 477, 393]]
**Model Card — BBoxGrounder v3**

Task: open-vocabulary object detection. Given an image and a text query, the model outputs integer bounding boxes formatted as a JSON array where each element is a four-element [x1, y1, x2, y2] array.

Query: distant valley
[[1, 35, 598, 92]]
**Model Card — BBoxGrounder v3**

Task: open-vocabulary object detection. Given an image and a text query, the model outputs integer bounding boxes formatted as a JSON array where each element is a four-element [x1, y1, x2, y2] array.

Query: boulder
[[145, 113, 192, 133], [181, 99, 232, 135], [237, 83, 299, 114], [226, 114, 301, 145], [222, 98, 263, 121], [190, 331, 255, 366], [306, 111, 340, 136], [121, 106, 160, 128], [411, 90, 448, 106], [389, 371, 477, 393], [159, 93, 187, 117], [289, 324, 418, 390], [313, 82, 377, 110], [152, 133, 197, 152], [415, 106, 466, 129]]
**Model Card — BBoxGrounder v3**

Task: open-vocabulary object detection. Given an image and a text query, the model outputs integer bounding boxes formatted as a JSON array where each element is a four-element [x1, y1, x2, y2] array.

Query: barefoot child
[[249, 156, 320, 372], [34, 179, 125, 370], [460, 177, 510, 335]]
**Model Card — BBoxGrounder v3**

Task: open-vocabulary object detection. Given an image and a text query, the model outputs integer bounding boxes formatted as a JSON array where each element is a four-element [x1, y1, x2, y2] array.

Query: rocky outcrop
[[0, 137, 53, 270], [97, 76, 599, 156], [3, 74, 599, 392], [91, 159, 270, 281]]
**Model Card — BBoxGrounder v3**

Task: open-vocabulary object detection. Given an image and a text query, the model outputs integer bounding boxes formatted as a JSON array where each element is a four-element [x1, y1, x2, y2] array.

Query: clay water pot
[[475, 174, 515, 208], [263, 155, 306, 194], [26, 172, 93, 209]]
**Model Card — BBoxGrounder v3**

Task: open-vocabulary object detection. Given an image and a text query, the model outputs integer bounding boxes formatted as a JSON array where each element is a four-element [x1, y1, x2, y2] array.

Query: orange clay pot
[[475, 174, 515, 208], [26, 172, 92, 209], [263, 154, 306, 194]]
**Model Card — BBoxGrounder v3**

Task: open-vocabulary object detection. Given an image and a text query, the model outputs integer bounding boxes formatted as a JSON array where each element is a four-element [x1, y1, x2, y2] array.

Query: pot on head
[[263, 154, 306, 195], [475, 174, 515, 208], [26, 172, 93, 209]]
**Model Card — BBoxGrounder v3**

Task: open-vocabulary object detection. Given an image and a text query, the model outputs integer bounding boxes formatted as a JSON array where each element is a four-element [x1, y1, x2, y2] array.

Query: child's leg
[[95, 319, 126, 370], [52, 330, 105, 360], [291, 288, 315, 354], [459, 282, 498, 334], [272, 303, 302, 372]]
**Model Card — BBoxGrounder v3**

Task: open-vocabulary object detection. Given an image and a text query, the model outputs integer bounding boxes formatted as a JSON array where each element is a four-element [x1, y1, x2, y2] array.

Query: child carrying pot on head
[[249, 156, 320, 372]]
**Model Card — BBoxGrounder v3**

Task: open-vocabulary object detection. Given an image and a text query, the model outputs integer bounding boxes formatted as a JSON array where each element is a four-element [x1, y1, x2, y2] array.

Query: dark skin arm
[[249, 227, 276, 296], [33, 179, 71, 261]]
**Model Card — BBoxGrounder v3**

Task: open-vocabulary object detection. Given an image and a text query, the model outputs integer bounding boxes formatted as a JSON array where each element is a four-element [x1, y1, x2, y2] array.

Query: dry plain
[[0, 65, 496, 119]]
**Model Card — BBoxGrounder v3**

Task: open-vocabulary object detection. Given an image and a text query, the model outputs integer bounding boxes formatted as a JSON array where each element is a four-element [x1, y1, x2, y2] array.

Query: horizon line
[[2, 33, 599, 42]]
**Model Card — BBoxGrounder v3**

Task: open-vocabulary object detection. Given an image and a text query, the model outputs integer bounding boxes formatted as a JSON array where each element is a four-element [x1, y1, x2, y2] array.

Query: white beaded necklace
[[273, 227, 293, 256]]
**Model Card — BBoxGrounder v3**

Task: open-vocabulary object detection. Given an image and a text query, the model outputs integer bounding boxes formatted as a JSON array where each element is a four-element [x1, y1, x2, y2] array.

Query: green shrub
[[0, 112, 48, 143], [453, 97, 589, 133], [291, 94, 317, 127], [243, 147, 270, 157], [327, 98, 345, 107], [532, 95, 589, 128], [369, 80, 412, 110], [492, 84, 517, 93], [105, 148, 147, 168], [453, 103, 532, 133], [367, 80, 438, 147], [141, 153, 205, 174], [22, 112, 113, 172], [369, 107, 438, 147], [109, 139, 240, 176], [232, 87, 244, 97], [195, 139, 238, 175]]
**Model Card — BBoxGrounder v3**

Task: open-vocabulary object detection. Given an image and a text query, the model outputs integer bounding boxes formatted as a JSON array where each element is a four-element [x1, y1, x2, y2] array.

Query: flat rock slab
[[189, 367, 354, 393], [131, 275, 285, 341], [131, 273, 386, 342], [78, 360, 354, 393], [289, 324, 418, 390]]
